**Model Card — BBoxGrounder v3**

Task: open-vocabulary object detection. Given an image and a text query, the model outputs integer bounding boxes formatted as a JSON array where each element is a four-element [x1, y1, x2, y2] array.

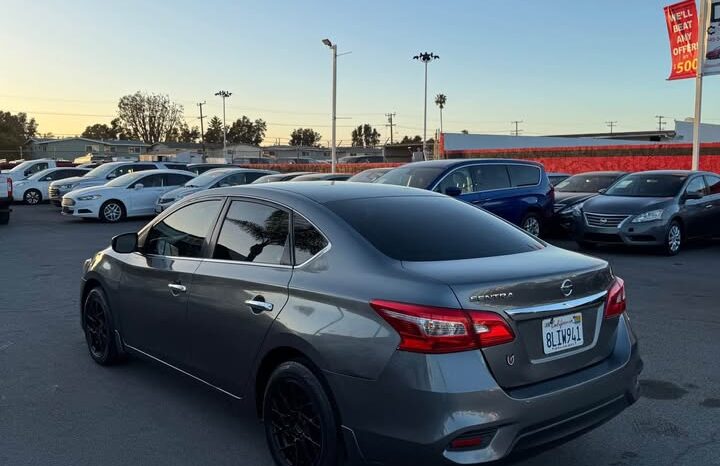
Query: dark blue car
[[375, 159, 554, 235]]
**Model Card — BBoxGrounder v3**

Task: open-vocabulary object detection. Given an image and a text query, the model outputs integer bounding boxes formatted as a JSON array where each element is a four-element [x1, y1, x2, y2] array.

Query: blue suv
[[375, 159, 554, 235]]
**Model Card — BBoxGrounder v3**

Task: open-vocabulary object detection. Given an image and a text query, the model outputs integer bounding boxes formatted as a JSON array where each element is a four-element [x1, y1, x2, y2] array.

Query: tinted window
[[164, 163, 186, 170], [215, 173, 247, 187], [213, 201, 290, 265], [131, 164, 157, 172], [508, 165, 541, 187], [244, 172, 267, 183], [29, 162, 48, 174], [375, 166, 444, 188], [470, 165, 511, 190], [165, 173, 193, 186], [434, 168, 474, 194], [133, 174, 163, 188], [109, 165, 136, 178], [605, 174, 688, 197], [69, 169, 89, 177], [326, 196, 543, 261], [145, 200, 222, 257], [685, 177, 706, 196], [705, 175, 720, 195], [294, 216, 328, 264], [556, 174, 623, 192], [43, 170, 66, 181]]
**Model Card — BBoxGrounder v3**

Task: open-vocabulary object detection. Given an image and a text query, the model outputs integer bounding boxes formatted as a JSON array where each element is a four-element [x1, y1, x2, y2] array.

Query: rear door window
[[508, 165, 541, 187], [470, 164, 511, 191]]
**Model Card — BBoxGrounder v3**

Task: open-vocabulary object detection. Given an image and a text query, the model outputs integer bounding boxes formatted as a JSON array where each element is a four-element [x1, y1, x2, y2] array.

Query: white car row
[[12, 167, 91, 204]]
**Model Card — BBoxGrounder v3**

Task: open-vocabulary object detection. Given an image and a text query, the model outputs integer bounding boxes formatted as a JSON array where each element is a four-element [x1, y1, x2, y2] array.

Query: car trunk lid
[[401, 246, 618, 389]]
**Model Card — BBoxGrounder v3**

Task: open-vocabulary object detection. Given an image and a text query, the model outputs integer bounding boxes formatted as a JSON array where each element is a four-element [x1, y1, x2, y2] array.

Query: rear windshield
[[325, 196, 543, 261], [374, 166, 444, 189], [605, 174, 687, 197], [556, 174, 622, 193]]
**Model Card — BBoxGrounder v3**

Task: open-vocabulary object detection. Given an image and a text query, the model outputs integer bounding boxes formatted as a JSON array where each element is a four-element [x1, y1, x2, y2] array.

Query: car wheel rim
[[26, 192, 39, 204], [84, 295, 108, 359], [668, 225, 681, 252], [523, 217, 540, 236], [104, 204, 121, 222], [267, 379, 322, 466]]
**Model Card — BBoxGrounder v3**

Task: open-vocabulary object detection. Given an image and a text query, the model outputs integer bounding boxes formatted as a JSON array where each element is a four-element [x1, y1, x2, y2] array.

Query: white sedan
[[61, 169, 195, 222], [13, 167, 90, 204]]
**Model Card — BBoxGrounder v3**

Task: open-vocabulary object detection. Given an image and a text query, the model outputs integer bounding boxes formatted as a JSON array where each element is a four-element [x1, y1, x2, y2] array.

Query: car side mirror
[[445, 186, 462, 197], [111, 232, 138, 254], [684, 192, 703, 201], [134, 183, 144, 190], [598, 188, 607, 194], [107, 174, 116, 179]]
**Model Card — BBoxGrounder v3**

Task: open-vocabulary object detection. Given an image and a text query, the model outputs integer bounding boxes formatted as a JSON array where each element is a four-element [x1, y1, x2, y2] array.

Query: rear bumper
[[328, 314, 642, 465]]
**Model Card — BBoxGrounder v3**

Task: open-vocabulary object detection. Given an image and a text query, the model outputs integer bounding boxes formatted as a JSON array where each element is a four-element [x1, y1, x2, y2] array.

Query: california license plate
[[542, 312, 584, 355]]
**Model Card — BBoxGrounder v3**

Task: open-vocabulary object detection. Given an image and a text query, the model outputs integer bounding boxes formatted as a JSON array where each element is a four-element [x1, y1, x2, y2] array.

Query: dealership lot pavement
[[1, 204, 719, 466]]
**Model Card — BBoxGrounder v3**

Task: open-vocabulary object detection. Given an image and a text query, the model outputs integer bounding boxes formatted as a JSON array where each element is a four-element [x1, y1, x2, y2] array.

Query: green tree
[[461, 129, 469, 134], [117, 91, 185, 144], [289, 128, 322, 147], [434, 93, 446, 133], [0, 111, 38, 151], [82, 123, 117, 140], [226, 116, 267, 145], [400, 135, 422, 144], [204, 116, 224, 144], [351, 124, 380, 147], [165, 122, 200, 143]]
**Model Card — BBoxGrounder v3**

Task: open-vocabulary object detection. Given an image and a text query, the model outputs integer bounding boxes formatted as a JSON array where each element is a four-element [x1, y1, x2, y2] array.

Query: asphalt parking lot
[[1, 204, 719, 466]]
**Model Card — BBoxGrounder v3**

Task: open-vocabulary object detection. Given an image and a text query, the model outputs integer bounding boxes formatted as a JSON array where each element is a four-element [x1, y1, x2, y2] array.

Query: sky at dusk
[[1, 0, 719, 144]]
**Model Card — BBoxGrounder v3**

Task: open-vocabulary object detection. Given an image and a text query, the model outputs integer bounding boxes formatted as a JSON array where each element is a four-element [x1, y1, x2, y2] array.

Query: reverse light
[[604, 277, 626, 318], [370, 300, 514, 354]]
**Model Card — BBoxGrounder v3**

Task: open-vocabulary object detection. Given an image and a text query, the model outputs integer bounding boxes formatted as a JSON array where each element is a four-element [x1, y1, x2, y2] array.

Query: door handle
[[167, 283, 187, 293], [245, 298, 274, 313], [705, 204, 714, 209]]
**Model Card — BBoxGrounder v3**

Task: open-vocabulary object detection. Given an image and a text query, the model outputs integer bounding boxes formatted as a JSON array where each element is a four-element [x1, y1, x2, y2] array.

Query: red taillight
[[450, 435, 484, 450], [604, 277, 626, 318], [370, 300, 514, 354], [7, 178, 12, 197]]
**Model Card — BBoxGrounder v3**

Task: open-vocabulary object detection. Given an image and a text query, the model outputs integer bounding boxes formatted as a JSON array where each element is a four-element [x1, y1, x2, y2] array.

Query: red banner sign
[[664, 0, 700, 80]]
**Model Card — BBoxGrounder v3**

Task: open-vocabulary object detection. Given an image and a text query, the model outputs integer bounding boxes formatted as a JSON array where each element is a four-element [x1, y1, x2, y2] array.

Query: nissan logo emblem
[[560, 279, 574, 297]]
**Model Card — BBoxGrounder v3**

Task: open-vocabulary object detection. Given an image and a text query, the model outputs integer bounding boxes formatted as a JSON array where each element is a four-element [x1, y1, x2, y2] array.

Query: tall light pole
[[215, 90, 231, 159], [322, 39, 338, 173], [413, 52, 439, 160]]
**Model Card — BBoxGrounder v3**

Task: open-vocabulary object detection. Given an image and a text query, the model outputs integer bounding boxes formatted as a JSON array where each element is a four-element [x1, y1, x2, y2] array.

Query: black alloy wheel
[[83, 288, 122, 365]]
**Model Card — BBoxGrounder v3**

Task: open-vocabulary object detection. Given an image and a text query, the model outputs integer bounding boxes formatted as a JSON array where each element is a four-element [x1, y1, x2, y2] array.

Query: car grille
[[584, 212, 629, 228], [49, 187, 60, 198], [62, 198, 76, 207]]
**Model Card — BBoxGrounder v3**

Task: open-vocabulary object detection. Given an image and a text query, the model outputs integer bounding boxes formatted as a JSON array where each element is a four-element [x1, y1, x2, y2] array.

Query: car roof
[[202, 167, 273, 175], [132, 168, 195, 175], [627, 170, 704, 176], [397, 158, 544, 169], [568, 171, 627, 176], [292, 173, 350, 181]]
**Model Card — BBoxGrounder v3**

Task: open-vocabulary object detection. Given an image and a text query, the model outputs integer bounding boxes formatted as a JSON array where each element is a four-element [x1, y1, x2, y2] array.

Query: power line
[[655, 115, 667, 131], [605, 121, 618, 133], [511, 120, 523, 136], [385, 113, 396, 144]]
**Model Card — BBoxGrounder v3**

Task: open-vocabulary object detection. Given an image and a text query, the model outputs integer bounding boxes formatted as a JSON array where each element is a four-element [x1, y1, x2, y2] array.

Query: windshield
[[374, 166, 443, 189], [105, 171, 144, 187], [556, 174, 622, 193], [186, 170, 227, 187], [84, 163, 120, 178], [604, 174, 687, 197], [7, 160, 36, 173]]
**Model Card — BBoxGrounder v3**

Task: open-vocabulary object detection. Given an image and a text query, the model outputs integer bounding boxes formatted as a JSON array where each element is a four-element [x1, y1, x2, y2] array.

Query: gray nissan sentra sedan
[[80, 182, 642, 466]]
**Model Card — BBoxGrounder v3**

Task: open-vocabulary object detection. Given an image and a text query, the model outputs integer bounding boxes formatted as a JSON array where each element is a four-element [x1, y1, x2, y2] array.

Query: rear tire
[[82, 287, 124, 365], [99, 200, 125, 223], [521, 212, 542, 237], [24, 189, 42, 205], [263, 360, 340, 466], [663, 221, 682, 256]]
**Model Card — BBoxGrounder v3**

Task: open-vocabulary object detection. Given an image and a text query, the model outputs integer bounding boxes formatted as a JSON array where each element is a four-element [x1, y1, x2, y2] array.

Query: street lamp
[[215, 90, 232, 160], [322, 39, 338, 173], [413, 52, 439, 160]]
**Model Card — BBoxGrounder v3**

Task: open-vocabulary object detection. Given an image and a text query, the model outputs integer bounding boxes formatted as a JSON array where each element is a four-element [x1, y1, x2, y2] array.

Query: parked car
[[339, 154, 385, 163], [291, 173, 351, 181], [61, 169, 195, 222], [77, 163, 101, 169], [80, 182, 641, 465], [155, 168, 277, 213], [12, 167, 91, 205], [276, 157, 323, 164], [347, 167, 394, 182], [186, 163, 230, 174], [0, 158, 75, 182], [0, 174, 11, 224], [570, 170, 720, 255], [375, 159, 554, 236], [552, 171, 627, 231], [251, 172, 314, 183], [547, 172, 571, 186], [706, 46, 720, 60], [49, 161, 175, 206]]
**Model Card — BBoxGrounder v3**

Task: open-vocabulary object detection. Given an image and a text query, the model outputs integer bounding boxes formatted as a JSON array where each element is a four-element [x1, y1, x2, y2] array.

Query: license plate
[[542, 312, 583, 355]]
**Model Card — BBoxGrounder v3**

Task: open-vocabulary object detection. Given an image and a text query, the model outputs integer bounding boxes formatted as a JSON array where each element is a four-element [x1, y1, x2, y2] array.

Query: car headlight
[[77, 194, 102, 201], [561, 202, 584, 215], [59, 183, 75, 190], [632, 209, 664, 223]]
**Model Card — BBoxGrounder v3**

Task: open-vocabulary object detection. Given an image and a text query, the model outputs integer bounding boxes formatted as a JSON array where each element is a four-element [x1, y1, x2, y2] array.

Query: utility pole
[[323, 39, 338, 173], [606, 121, 618, 134], [511, 120, 523, 136], [655, 115, 667, 131], [413, 52, 439, 160], [215, 90, 232, 160], [385, 113, 396, 144], [197, 101, 206, 159]]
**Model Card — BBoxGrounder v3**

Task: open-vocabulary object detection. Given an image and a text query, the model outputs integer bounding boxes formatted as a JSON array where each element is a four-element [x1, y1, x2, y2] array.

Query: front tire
[[24, 189, 42, 205], [521, 212, 542, 237], [263, 360, 340, 466], [82, 287, 124, 365], [100, 200, 125, 223], [663, 220, 682, 256]]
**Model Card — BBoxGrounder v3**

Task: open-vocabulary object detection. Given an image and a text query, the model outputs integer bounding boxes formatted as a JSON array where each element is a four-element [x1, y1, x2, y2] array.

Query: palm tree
[[434, 94, 447, 134]]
